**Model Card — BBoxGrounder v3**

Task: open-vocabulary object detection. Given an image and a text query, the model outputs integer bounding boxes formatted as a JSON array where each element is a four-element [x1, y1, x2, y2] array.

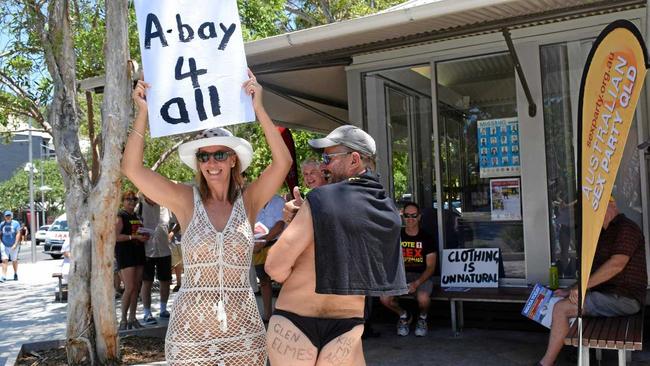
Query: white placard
[[134, 0, 255, 137], [441, 248, 499, 288]]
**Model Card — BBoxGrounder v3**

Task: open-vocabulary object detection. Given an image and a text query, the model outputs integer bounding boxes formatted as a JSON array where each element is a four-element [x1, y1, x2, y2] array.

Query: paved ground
[[3, 255, 650, 365]]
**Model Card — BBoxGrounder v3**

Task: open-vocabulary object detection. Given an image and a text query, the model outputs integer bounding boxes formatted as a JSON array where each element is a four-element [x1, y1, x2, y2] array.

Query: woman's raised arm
[[243, 70, 292, 217], [121, 81, 193, 223]]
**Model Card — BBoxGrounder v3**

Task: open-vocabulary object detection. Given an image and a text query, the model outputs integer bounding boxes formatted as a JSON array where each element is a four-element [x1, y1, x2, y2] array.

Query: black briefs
[[272, 309, 365, 351]]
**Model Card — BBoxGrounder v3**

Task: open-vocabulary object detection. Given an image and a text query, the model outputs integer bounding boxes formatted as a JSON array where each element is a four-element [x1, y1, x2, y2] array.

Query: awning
[[247, 0, 644, 131]]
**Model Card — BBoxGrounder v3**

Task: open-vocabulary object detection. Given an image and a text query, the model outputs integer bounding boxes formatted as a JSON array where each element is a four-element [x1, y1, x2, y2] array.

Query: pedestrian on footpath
[[168, 214, 183, 292], [139, 195, 173, 325], [115, 191, 147, 330], [1, 210, 22, 282]]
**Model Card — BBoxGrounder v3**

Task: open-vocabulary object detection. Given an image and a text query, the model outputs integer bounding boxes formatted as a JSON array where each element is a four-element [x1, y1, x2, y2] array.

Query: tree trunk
[[89, 0, 131, 364], [31, 0, 95, 364]]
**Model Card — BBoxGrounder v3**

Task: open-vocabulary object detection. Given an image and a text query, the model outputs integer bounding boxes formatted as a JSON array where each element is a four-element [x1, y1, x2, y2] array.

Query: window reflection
[[436, 53, 524, 279]]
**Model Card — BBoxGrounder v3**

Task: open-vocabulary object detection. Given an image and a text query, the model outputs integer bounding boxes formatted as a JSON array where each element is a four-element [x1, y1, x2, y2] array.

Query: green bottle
[[549, 262, 559, 290]]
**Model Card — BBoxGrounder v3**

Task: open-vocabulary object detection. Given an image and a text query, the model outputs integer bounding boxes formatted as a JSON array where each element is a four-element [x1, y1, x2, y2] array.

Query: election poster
[[490, 178, 521, 221], [134, 0, 255, 137], [441, 248, 499, 288], [578, 20, 648, 309], [477, 117, 520, 178]]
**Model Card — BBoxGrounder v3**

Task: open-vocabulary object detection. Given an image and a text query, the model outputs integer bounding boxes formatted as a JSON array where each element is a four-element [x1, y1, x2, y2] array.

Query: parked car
[[43, 214, 67, 259], [34, 225, 51, 245]]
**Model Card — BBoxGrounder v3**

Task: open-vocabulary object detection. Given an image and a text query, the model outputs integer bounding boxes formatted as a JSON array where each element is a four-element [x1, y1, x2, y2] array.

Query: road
[[16, 241, 52, 263]]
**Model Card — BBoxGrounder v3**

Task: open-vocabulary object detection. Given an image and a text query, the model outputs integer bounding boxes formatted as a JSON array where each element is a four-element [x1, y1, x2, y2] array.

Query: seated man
[[537, 198, 646, 366], [380, 202, 437, 337]]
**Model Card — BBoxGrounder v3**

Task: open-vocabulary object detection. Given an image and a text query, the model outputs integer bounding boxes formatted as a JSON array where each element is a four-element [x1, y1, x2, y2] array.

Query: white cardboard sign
[[134, 0, 255, 137], [441, 248, 500, 288]]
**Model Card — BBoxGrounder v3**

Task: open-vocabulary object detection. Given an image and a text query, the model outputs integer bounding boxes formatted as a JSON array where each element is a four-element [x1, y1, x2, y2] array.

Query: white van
[[43, 213, 68, 259]]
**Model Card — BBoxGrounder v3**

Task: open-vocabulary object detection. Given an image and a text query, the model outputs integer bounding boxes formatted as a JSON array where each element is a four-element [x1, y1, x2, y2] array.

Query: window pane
[[541, 41, 644, 280], [541, 43, 578, 279], [387, 87, 414, 201], [363, 65, 435, 207], [436, 53, 524, 279]]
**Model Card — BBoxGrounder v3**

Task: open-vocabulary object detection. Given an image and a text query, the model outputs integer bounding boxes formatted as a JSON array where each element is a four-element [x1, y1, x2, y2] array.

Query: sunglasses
[[124, 197, 138, 202], [402, 213, 418, 218], [321, 151, 351, 165], [196, 151, 234, 163]]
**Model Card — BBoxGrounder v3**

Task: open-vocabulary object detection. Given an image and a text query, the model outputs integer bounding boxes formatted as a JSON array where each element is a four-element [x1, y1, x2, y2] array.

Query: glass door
[[436, 53, 524, 279]]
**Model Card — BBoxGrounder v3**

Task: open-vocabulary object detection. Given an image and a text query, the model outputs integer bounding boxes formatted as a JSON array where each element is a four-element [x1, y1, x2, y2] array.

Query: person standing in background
[[253, 194, 286, 323], [139, 195, 173, 325], [115, 191, 147, 330], [0, 211, 22, 282], [168, 214, 183, 292]]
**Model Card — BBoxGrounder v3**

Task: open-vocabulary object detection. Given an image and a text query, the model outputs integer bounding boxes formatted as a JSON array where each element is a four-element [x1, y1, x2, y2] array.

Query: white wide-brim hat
[[178, 128, 253, 172]]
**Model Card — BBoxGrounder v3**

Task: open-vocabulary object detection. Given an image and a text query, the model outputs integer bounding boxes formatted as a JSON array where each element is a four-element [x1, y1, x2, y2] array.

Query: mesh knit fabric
[[165, 188, 267, 365]]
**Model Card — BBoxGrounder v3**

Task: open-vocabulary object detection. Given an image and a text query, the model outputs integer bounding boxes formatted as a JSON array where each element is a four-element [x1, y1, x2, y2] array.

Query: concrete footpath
[[3, 258, 650, 365]]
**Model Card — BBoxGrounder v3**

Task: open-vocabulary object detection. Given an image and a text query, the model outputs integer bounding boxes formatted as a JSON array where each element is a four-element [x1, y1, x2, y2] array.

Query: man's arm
[[265, 201, 314, 283], [568, 254, 630, 303], [409, 252, 437, 293], [12, 223, 22, 249], [263, 220, 285, 244]]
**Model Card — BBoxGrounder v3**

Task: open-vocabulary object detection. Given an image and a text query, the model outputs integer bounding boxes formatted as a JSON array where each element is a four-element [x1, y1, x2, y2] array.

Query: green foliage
[[0, 159, 65, 216], [286, 0, 404, 29], [238, 0, 288, 41], [0, 0, 403, 204], [231, 123, 322, 194]]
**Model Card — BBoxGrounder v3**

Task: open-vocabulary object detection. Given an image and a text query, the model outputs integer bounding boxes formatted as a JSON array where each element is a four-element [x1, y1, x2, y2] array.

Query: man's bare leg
[[539, 299, 577, 366], [316, 324, 365, 366], [267, 315, 318, 366], [379, 295, 405, 316], [1, 259, 7, 278]]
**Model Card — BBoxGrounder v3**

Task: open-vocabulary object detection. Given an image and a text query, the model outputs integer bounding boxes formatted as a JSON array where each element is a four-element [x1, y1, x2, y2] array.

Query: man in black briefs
[[266, 125, 407, 366]]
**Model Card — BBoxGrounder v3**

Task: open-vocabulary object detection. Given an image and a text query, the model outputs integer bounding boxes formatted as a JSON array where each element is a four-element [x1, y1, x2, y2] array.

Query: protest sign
[[134, 0, 254, 137], [441, 248, 499, 288]]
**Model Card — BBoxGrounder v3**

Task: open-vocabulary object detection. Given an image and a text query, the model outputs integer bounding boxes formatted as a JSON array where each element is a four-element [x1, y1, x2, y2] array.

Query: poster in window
[[477, 117, 520, 178], [490, 178, 521, 221]]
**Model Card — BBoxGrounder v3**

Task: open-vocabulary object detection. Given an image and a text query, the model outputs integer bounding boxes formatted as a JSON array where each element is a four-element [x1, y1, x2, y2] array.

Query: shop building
[[246, 0, 650, 287]]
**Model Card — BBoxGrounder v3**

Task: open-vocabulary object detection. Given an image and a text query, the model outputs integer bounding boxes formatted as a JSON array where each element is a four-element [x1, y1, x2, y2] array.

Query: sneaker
[[0, 277, 5, 283], [13, 274, 17, 281], [143, 314, 157, 325], [159, 310, 170, 319], [414, 318, 428, 337], [172, 285, 181, 292], [396, 313, 412, 336]]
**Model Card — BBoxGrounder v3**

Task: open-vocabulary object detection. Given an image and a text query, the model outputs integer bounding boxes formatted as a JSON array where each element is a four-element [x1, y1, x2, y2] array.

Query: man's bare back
[[275, 241, 365, 318], [265, 202, 366, 366]]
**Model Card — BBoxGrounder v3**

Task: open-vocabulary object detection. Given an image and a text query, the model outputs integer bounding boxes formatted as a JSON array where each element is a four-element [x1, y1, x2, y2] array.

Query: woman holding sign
[[122, 70, 291, 365]]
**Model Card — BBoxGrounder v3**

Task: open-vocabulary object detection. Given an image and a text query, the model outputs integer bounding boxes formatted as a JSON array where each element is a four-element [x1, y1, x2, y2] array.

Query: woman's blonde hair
[[195, 156, 245, 204]]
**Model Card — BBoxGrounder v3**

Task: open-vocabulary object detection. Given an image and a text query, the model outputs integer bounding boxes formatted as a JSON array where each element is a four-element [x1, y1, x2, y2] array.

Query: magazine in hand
[[521, 283, 562, 329]]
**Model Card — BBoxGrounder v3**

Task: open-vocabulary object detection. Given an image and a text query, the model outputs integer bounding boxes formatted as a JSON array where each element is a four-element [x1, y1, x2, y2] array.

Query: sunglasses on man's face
[[124, 197, 138, 202], [402, 213, 418, 219], [196, 151, 234, 163], [321, 151, 351, 165]]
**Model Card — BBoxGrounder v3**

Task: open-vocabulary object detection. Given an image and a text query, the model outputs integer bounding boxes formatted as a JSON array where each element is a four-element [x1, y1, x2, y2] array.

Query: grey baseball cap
[[308, 125, 376, 156]]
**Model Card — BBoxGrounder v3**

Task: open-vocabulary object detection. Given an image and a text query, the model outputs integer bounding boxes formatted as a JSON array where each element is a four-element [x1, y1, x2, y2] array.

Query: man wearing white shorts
[[1, 210, 22, 282]]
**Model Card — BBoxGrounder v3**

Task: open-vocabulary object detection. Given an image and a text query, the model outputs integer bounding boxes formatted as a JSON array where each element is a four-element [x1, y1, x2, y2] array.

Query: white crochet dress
[[165, 188, 267, 365]]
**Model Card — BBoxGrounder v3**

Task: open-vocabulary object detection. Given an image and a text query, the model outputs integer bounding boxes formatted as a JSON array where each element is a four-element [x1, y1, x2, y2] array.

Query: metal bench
[[431, 287, 531, 335], [564, 312, 644, 366]]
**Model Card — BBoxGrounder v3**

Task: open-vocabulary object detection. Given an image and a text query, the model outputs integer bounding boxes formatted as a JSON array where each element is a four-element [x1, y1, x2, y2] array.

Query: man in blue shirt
[[1, 210, 22, 282]]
